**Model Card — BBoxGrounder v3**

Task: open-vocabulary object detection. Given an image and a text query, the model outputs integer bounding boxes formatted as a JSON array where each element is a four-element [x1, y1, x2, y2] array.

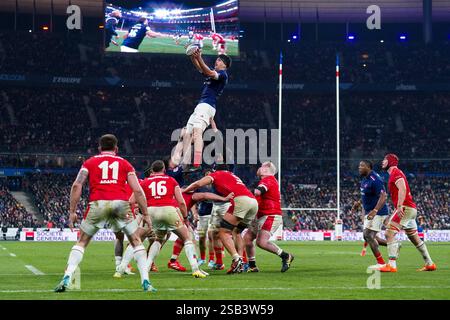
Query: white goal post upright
[[278, 54, 343, 241], [335, 54, 343, 240], [210, 8, 216, 33], [278, 51, 283, 191]]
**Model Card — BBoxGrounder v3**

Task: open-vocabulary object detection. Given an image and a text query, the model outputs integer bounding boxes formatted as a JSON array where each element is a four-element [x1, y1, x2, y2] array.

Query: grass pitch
[[0, 241, 449, 300], [105, 32, 239, 57]]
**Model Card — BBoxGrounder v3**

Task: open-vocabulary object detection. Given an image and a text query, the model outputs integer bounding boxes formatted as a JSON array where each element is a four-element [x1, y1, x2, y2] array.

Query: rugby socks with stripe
[[387, 241, 399, 268], [184, 241, 199, 272], [170, 238, 185, 262], [133, 245, 149, 283], [146, 241, 162, 272], [118, 245, 134, 271], [375, 252, 385, 265], [416, 241, 433, 265], [65, 245, 84, 278], [214, 246, 223, 265]]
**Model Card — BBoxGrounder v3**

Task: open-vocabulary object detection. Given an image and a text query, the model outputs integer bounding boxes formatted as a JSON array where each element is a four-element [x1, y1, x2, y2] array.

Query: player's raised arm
[[183, 176, 213, 193], [69, 168, 88, 230], [146, 29, 166, 38], [190, 54, 203, 73], [192, 49, 217, 78]]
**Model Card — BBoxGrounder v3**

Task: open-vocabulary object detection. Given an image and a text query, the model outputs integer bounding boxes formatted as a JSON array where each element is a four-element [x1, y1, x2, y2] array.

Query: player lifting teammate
[[54, 134, 156, 293], [377, 154, 436, 272], [181, 48, 231, 169], [136, 160, 208, 279], [183, 165, 258, 274], [244, 162, 294, 273]]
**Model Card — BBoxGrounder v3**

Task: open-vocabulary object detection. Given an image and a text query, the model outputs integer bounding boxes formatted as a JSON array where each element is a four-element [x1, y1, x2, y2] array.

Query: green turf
[[0, 241, 448, 300], [105, 32, 239, 56]]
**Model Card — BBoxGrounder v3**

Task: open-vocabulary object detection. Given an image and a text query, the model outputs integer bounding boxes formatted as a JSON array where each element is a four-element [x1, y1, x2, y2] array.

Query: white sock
[[170, 254, 179, 261], [276, 247, 283, 256], [115, 256, 122, 267], [146, 241, 162, 271], [118, 245, 134, 270], [184, 241, 199, 272], [232, 253, 240, 261], [387, 241, 399, 268], [65, 245, 84, 278], [133, 245, 149, 283], [416, 241, 433, 265]]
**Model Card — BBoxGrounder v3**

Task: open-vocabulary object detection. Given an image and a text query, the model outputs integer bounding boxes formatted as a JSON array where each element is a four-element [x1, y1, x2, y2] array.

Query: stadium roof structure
[[1, 0, 449, 22]]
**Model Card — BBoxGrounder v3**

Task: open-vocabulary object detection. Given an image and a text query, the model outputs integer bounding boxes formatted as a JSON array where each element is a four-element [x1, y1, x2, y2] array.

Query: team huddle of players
[[105, 10, 229, 54]]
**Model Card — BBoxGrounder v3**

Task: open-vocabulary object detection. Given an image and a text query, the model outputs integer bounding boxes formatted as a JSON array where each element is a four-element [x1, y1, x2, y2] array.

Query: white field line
[[9, 253, 16, 257], [24, 265, 45, 276], [1, 286, 450, 294]]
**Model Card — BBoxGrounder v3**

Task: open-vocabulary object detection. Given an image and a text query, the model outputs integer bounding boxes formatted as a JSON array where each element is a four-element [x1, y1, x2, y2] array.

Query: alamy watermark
[[366, 268, 381, 289], [170, 128, 279, 166]]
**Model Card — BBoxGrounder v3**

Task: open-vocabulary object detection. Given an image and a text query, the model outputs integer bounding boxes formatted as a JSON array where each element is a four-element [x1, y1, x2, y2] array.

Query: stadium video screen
[[104, 0, 239, 56]]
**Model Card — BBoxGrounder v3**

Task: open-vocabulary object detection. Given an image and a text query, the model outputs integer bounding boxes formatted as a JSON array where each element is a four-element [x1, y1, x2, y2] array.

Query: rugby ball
[[186, 44, 200, 56]]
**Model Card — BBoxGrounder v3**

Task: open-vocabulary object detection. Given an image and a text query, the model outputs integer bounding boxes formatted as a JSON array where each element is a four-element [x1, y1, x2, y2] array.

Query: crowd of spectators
[[283, 174, 450, 231], [1, 32, 450, 84], [1, 31, 449, 231], [24, 174, 88, 229], [0, 179, 36, 228], [1, 89, 448, 162]]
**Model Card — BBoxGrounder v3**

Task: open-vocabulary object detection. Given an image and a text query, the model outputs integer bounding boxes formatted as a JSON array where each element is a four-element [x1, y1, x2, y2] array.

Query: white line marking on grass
[[24, 265, 45, 276], [1, 286, 450, 294], [9, 253, 16, 257]]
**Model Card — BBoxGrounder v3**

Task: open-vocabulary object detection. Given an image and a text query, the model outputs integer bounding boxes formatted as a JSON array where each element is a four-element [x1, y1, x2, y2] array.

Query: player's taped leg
[[184, 240, 201, 272], [220, 218, 237, 231]]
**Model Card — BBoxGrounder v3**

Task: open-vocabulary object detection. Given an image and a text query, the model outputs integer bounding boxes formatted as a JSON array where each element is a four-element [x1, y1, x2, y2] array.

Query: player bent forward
[[183, 165, 258, 274], [244, 162, 294, 273], [54, 134, 156, 293], [142, 160, 209, 278]]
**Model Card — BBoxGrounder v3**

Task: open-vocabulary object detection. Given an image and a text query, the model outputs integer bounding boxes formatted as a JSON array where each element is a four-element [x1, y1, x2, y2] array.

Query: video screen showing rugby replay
[[104, 0, 239, 56]]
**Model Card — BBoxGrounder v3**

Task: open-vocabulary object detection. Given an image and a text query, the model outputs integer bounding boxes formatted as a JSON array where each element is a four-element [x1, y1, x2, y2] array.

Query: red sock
[[242, 250, 248, 263], [200, 249, 206, 261], [214, 247, 223, 265], [172, 238, 184, 259], [209, 250, 215, 261], [193, 151, 202, 167], [363, 241, 368, 248], [375, 252, 385, 265]]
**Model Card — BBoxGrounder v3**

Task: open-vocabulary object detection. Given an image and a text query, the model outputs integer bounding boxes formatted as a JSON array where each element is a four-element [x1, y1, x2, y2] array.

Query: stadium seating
[[1, 31, 449, 231]]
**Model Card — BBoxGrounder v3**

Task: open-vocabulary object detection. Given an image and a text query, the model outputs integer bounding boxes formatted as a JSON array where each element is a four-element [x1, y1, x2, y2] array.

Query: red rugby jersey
[[256, 175, 282, 218], [81, 151, 135, 202], [208, 170, 254, 198], [388, 167, 416, 209], [140, 174, 179, 207]]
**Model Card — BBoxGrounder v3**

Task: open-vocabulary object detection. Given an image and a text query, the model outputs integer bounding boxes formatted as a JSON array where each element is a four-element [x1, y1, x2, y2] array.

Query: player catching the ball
[[181, 48, 231, 169]]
